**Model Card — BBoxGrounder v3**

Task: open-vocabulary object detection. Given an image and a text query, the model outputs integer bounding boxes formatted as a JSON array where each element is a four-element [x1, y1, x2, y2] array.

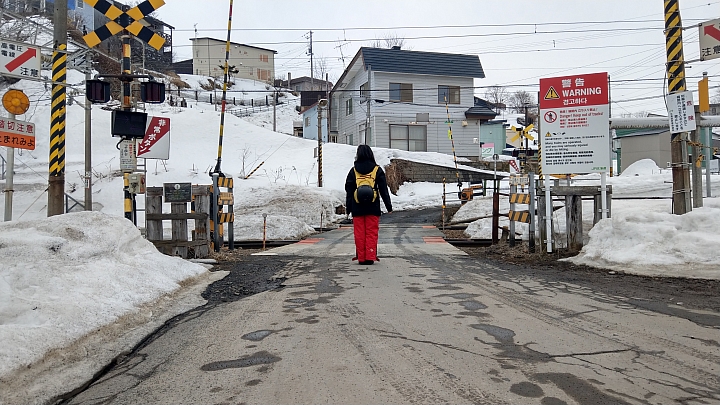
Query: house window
[[390, 125, 427, 151], [329, 134, 338, 143], [389, 83, 413, 102], [259, 54, 269, 63], [348, 133, 354, 145], [438, 85, 460, 104], [257, 69, 270, 81], [360, 82, 368, 101], [345, 99, 353, 115], [305, 117, 309, 127]]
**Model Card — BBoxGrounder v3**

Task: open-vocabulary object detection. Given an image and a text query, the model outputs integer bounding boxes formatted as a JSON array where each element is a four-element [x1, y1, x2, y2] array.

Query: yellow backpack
[[354, 166, 379, 204]]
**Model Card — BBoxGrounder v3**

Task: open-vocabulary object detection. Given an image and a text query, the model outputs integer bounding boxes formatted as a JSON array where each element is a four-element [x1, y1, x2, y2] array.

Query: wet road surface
[[65, 221, 720, 405]]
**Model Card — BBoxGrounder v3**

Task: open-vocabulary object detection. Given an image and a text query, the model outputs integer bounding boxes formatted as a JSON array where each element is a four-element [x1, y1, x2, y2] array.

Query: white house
[[301, 101, 329, 143], [328, 47, 496, 159]]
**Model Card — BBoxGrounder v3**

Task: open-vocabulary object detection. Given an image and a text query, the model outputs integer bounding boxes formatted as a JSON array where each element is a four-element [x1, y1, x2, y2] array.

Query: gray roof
[[360, 47, 485, 78]]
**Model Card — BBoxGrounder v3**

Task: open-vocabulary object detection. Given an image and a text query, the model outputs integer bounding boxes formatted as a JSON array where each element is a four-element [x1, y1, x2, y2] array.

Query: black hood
[[354, 160, 376, 175]]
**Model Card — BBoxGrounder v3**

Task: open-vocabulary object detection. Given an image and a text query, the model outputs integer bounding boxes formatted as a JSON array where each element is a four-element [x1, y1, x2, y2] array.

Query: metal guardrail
[[65, 193, 85, 213]]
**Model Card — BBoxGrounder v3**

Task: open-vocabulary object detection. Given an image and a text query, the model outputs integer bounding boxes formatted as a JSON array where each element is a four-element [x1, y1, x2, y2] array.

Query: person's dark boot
[[361, 260, 374, 265]]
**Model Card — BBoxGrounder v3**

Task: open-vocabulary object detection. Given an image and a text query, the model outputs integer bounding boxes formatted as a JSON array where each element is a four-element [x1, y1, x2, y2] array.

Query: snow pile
[[0, 211, 219, 404], [235, 215, 315, 241], [565, 199, 720, 279], [620, 158, 662, 177], [234, 184, 345, 229]]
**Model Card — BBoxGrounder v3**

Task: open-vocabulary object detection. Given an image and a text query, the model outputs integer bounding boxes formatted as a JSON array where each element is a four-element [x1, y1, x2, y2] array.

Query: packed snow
[[0, 211, 226, 405], [2, 68, 720, 405]]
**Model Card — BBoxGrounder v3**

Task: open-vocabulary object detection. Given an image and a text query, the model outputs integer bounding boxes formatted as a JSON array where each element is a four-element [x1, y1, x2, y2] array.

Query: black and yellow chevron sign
[[509, 193, 531, 205], [508, 210, 531, 223], [83, 0, 166, 51], [663, 0, 686, 93]]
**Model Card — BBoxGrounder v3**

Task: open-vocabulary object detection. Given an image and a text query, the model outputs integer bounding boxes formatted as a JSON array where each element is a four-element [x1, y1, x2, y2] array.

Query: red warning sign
[[539, 73, 608, 109]]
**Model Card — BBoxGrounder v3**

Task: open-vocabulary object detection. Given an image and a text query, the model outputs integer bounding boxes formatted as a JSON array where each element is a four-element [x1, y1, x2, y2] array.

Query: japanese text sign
[[0, 117, 35, 150], [666, 91, 695, 134], [137, 116, 170, 160], [539, 72, 610, 174], [0, 39, 41, 78], [700, 18, 720, 61]]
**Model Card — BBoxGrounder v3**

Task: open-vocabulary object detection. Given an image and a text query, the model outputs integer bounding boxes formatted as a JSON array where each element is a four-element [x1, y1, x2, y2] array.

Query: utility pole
[[317, 99, 327, 187], [48, 0, 67, 216], [84, 52, 92, 210], [365, 65, 371, 145], [308, 31, 314, 89], [4, 112, 15, 221], [663, 0, 692, 215]]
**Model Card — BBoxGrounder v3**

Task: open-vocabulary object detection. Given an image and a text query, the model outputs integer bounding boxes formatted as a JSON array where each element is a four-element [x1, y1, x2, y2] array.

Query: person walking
[[345, 144, 393, 265]]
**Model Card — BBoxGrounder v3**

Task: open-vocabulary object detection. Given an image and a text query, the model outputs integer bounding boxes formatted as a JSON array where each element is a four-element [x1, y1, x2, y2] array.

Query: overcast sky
[[157, 0, 720, 115]]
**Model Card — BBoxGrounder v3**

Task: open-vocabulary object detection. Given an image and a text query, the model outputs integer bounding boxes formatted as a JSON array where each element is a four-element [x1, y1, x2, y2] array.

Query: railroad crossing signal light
[[83, 0, 166, 50], [111, 110, 148, 138], [86, 79, 111, 103], [141, 81, 165, 103]]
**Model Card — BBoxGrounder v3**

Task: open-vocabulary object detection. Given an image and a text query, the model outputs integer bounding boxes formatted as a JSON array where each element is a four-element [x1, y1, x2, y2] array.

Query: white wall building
[[190, 37, 276, 82]]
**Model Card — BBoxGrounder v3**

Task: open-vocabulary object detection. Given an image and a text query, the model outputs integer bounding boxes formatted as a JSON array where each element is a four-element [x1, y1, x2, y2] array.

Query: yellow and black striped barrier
[[510, 193, 531, 204], [508, 210, 531, 223], [211, 174, 235, 251]]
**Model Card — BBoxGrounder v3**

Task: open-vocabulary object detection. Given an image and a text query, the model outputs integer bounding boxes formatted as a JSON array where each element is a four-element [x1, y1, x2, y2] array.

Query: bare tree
[[370, 33, 409, 49], [508, 90, 535, 113], [483, 86, 508, 112], [712, 87, 720, 105], [312, 56, 329, 88]]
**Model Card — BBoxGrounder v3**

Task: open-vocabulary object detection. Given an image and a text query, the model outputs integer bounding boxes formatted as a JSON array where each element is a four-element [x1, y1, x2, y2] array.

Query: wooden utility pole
[[48, 0, 67, 216], [663, 0, 692, 214]]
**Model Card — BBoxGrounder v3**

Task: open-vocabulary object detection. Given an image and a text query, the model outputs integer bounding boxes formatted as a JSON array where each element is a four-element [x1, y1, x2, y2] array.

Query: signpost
[[2, 88, 32, 222], [539, 72, 610, 175], [0, 39, 41, 79], [137, 116, 170, 160], [0, 116, 36, 150], [539, 72, 610, 253], [700, 18, 720, 61]]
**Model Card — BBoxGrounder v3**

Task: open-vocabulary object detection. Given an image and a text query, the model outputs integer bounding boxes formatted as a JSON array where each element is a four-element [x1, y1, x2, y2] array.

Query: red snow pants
[[353, 215, 380, 262]]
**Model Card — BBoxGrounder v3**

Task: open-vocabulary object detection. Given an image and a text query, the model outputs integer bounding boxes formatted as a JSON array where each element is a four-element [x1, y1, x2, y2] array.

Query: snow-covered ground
[[2, 71, 720, 404], [455, 158, 720, 279]]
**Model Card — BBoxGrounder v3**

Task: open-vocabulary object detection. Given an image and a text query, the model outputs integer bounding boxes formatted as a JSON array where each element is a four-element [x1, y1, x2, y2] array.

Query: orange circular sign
[[2, 89, 30, 115]]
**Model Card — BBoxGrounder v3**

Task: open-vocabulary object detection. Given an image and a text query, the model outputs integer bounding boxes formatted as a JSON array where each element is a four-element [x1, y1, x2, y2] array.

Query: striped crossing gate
[[211, 174, 235, 251], [508, 174, 531, 247]]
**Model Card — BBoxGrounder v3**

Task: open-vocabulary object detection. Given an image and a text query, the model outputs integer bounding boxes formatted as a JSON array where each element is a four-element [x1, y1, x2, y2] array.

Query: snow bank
[[565, 199, 720, 279], [0, 211, 216, 404]]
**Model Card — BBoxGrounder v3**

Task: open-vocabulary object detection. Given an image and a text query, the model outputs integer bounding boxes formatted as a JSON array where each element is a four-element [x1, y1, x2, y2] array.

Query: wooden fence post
[[146, 187, 163, 243], [566, 195, 583, 252], [193, 185, 211, 258], [171, 202, 188, 258]]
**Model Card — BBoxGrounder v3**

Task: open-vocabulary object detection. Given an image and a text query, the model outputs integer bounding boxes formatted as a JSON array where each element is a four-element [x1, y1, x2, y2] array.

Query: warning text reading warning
[[0, 117, 36, 150], [540, 72, 608, 109]]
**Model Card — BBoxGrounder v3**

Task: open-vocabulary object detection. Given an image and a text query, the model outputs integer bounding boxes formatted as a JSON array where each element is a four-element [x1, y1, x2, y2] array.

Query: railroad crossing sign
[[510, 124, 535, 143], [82, 0, 166, 50], [700, 18, 720, 61]]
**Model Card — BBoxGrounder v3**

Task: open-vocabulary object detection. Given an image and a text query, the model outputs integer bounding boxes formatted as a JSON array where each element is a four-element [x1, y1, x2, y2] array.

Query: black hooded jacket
[[345, 160, 393, 217]]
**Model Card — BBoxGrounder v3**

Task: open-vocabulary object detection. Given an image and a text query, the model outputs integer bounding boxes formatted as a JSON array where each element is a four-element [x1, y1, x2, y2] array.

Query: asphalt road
[[64, 218, 720, 405]]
